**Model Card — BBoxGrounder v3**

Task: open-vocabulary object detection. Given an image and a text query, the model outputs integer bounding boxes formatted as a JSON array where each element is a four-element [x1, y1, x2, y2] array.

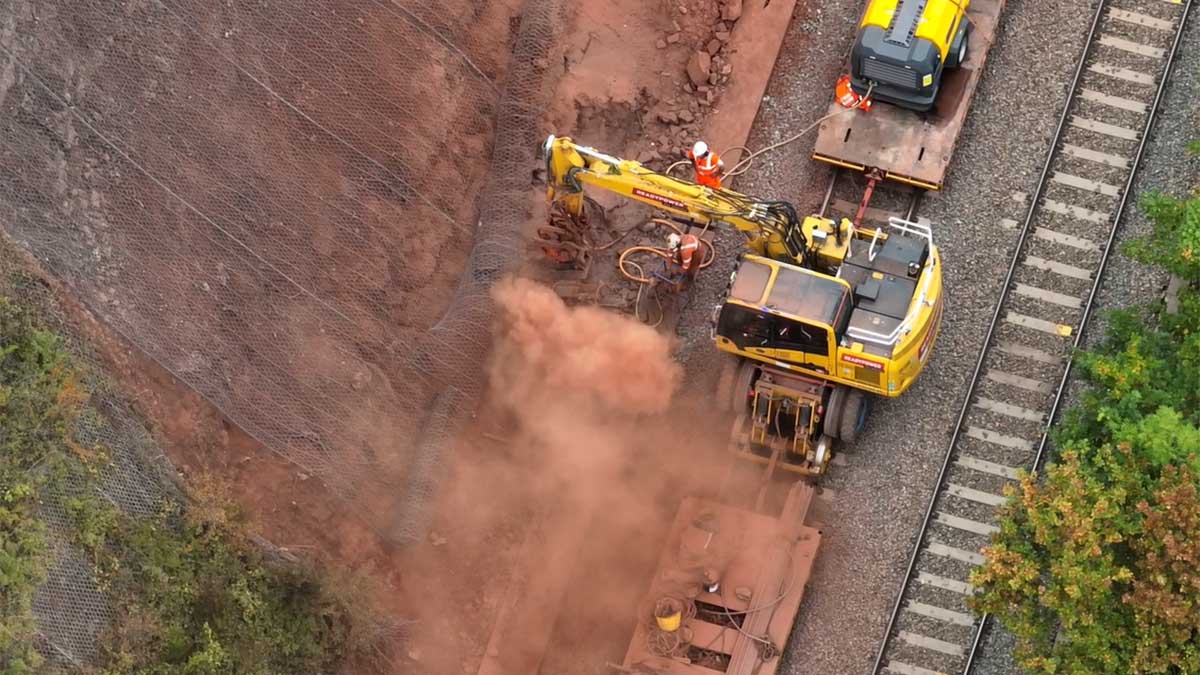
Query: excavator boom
[[543, 135, 808, 264]]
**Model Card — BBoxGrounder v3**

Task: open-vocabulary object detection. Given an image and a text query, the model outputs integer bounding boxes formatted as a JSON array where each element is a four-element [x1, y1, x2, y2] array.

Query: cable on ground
[[616, 219, 716, 285]]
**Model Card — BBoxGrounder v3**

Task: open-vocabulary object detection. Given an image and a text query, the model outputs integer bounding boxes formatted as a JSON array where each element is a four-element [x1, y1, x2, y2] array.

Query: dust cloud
[[490, 276, 681, 418], [477, 277, 720, 673]]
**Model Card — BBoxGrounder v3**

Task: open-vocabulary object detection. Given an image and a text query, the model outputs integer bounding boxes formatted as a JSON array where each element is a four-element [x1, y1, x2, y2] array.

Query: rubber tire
[[824, 386, 848, 440], [946, 23, 970, 69], [838, 390, 870, 445], [714, 355, 739, 414], [731, 359, 759, 414]]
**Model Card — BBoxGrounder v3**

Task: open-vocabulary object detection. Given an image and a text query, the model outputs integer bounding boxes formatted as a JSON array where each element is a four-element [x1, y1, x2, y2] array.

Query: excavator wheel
[[838, 389, 870, 445], [731, 359, 759, 414], [824, 386, 848, 440]]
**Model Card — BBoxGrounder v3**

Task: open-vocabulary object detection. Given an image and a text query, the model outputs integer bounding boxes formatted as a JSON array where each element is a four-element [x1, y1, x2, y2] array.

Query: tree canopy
[[971, 183, 1200, 673]]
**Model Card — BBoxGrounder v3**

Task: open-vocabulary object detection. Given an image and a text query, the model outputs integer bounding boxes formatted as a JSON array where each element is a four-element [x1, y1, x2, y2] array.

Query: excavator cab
[[713, 217, 942, 475], [715, 258, 852, 376]]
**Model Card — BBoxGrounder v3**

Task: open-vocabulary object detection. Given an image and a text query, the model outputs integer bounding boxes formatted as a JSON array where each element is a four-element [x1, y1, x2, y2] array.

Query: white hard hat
[[667, 233, 682, 249], [692, 140, 709, 157]]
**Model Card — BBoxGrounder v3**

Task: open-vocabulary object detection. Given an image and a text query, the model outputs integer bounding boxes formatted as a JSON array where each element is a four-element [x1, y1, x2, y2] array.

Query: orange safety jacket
[[686, 148, 724, 189], [677, 233, 701, 272]]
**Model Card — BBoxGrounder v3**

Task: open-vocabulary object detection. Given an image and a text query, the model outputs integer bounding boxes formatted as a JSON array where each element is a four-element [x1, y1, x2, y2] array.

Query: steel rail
[[963, 0, 1193, 666], [869, 0, 1193, 671]]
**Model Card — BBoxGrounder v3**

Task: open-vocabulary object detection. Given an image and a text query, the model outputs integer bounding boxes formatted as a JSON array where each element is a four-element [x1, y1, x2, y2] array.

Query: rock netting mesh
[[2, 0, 567, 665], [0, 0, 567, 545], [1, 273, 183, 668]]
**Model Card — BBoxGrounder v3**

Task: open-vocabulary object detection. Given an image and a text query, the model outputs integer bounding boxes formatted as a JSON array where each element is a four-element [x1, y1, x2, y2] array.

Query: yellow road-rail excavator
[[541, 135, 944, 475]]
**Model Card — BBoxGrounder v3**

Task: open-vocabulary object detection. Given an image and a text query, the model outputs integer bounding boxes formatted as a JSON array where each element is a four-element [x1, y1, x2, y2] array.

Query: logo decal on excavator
[[633, 188, 687, 211], [841, 354, 884, 372]]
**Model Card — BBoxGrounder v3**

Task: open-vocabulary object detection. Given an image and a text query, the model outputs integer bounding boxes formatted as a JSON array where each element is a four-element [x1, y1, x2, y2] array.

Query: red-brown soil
[[1, 0, 797, 673]]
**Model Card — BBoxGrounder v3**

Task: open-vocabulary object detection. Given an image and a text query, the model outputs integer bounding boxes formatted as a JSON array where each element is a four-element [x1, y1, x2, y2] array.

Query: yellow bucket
[[654, 598, 683, 632]]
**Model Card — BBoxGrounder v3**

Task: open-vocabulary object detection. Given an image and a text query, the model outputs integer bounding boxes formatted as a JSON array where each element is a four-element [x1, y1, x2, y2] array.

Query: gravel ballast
[[675, 0, 1200, 674]]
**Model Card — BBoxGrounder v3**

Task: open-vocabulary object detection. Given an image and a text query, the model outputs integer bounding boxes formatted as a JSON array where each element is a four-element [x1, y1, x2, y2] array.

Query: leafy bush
[[91, 499, 357, 674], [972, 183, 1200, 672], [0, 297, 387, 674], [1, 297, 83, 674], [1125, 142, 1200, 279]]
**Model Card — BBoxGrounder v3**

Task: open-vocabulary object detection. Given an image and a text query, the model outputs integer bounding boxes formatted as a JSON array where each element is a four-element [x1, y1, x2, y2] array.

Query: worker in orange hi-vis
[[667, 231, 702, 290], [686, 141, 724, 189]]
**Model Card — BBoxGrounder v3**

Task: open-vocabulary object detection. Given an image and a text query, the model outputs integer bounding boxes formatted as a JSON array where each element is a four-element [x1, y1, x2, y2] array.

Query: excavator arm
[[543, 135, 809, 265]]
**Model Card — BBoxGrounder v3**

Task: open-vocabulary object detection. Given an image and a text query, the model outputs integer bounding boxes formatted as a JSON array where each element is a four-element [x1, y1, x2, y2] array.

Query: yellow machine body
[[541, 135, 944, 473], [861, 0, 969, 60], [714, 227, 943, 399]]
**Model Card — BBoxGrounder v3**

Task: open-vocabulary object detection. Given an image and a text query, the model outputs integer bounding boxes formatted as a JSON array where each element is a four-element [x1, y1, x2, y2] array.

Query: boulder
[[686, 50, 712, 88]]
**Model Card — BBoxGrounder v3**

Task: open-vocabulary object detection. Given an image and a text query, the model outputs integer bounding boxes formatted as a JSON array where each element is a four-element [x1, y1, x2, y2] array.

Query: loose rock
[[636, 150, 661, 164], [722, 0, 743, 22], [656, 38, 668, 49], [686, 50, 712, 87], [658, 110, 680, 125], [667, 32, 681, 44], [707, 39, 723, 55]]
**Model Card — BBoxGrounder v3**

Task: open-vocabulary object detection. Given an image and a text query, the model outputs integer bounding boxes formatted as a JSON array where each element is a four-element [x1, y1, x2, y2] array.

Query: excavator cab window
[[764, 266, 850, 331], [718, 305, 773, 348], [773, 317, 830, 356], [717, 305, 833, 358]]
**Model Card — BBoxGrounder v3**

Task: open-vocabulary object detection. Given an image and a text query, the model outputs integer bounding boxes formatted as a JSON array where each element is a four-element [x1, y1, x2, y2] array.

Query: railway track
[[869, 1, 1194, 674]]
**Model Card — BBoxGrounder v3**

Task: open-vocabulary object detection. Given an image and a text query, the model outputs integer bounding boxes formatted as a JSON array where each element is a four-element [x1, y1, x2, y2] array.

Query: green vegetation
[[0, 297, 388, 674], [972, 183, 1200, 672], [0, 297, 73, 674]]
